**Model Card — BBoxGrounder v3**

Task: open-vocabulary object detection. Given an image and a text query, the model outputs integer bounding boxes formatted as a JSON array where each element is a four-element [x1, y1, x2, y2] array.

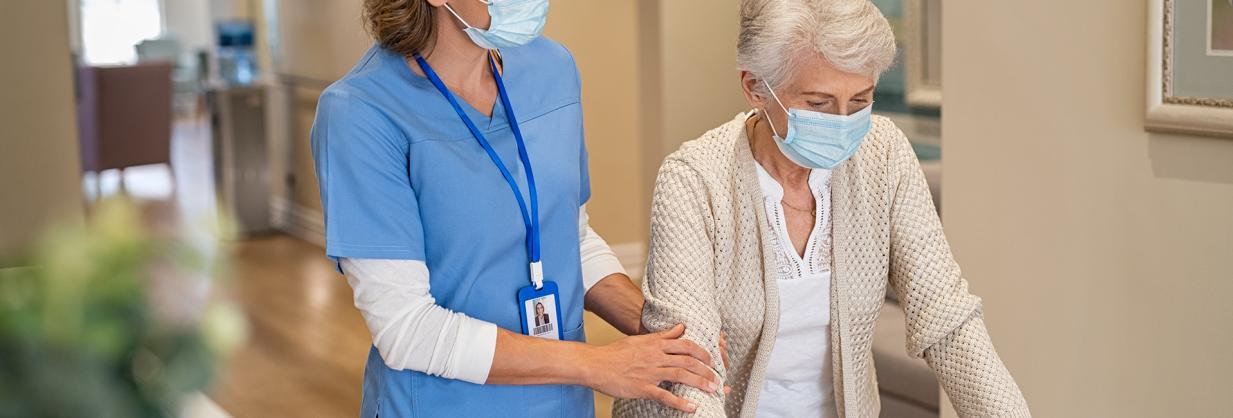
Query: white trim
[[181, 393, 232, 418], [270, 196, 326, 247], [609, 242, 647, 282], [1146, 0, 1233, 138], [905, 0, 943, 109]]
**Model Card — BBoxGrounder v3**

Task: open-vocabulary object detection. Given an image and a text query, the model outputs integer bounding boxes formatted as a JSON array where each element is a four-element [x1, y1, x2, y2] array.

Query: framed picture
[[1146, 0, 1233, 138], [904, 0, 941, 109]]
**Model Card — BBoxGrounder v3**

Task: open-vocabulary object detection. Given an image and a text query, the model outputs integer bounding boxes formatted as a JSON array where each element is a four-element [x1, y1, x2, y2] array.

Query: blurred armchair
[[137, 38, 206, 115], [76, 62, 174, 177]]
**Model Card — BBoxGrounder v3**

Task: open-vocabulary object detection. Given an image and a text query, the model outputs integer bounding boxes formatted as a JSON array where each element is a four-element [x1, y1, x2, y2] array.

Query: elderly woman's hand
[[582, 324, 720, 413]]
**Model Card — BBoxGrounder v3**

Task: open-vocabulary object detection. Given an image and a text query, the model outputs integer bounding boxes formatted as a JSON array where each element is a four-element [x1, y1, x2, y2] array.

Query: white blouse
[[753, 163, 838, 418]]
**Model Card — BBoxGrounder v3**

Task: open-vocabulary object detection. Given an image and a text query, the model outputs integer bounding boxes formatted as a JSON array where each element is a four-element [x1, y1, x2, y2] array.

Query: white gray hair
[[738, 0, 897, 93]]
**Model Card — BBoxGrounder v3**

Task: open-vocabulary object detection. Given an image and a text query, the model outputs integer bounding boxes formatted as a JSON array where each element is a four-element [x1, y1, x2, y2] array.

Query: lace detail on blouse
[[754, 163, 832, 280]]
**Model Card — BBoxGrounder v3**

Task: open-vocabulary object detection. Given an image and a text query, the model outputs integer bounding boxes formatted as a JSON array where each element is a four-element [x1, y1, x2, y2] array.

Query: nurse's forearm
[[584, 273, 646, 335], [486, 325, 719, 413], [485, 328, 593, 386]]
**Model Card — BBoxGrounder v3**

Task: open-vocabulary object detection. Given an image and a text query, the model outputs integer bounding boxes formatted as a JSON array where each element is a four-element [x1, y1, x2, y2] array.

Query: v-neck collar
[[754, 163, 831, 267], [397, 49, 510, 131]]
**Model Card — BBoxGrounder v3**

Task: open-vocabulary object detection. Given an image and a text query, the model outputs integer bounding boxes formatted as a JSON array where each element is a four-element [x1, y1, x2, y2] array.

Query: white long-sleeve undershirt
[[340, 205, 626, 384]]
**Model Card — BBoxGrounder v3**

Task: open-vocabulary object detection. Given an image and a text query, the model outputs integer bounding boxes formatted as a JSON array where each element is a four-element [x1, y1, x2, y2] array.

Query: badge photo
[[517, 281, 564, 340]]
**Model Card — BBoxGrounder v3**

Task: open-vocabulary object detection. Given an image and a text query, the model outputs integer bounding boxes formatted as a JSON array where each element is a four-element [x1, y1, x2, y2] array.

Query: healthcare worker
[[310, 0, 720, 416]]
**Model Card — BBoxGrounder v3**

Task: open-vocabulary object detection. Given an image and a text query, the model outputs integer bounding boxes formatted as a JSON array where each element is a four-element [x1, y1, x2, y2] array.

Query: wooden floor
[[208, 235, 371, 417]]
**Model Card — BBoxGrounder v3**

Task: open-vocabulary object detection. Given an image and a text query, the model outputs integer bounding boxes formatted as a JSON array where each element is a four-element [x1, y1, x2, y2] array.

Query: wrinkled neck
[[747, 112, 811, 187]]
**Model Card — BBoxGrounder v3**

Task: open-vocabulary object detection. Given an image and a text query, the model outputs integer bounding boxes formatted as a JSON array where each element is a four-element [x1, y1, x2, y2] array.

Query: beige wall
[[544, 2, 646, 244], [639, 0, 748, 206], [0, 0, 84, 259], [262, 0, 369, 217], [266, 0, 369, 82], [655, 0, 747, 154], [942, 2, 1233, 417]]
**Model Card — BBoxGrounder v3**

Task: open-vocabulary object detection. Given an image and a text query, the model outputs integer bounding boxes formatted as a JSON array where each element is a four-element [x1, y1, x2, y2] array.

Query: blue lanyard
[[414, 53, 545, 289]]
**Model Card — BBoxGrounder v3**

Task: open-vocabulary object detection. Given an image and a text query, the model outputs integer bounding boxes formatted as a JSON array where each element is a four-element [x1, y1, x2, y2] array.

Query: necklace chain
[[780, 198, 815, 214]]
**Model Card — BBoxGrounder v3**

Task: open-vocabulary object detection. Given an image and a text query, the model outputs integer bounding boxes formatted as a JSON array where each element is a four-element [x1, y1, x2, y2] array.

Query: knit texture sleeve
[[884, 126, 1031, 417], [613, 159, 726, 418]]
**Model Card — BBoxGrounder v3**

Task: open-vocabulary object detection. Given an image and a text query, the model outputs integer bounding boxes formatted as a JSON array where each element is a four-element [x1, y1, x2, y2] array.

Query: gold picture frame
[[1146, 0, 1233, 138]]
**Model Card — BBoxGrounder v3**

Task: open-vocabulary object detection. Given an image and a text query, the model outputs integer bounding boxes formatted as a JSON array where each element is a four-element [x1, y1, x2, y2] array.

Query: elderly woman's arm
[[884, 127, 1031, 417], [615, 159, 727, 418]]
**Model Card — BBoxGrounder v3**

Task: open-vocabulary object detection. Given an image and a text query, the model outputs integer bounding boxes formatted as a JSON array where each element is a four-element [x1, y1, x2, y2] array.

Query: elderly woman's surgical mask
[[760, 79, 872, 170], [443, 0, 549, 50]]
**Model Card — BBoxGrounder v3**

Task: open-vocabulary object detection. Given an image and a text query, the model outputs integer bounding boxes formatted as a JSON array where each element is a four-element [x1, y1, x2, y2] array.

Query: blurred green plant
[[0, 199, 246, 418]]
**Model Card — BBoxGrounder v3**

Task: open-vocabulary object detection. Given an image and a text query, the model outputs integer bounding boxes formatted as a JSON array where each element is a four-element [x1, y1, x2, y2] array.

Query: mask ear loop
[[442, 3, 504, 69], [442, 3, 475, 29], [760, 79, 790, 141], [758, 107, 783, 139]]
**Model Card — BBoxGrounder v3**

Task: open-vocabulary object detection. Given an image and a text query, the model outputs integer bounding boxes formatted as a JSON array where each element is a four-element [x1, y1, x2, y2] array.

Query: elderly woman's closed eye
[[613, 0, 1031, 417]]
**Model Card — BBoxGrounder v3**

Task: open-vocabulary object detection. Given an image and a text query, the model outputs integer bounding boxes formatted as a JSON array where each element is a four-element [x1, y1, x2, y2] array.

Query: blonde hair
[[364, 0, 438, 57], [738, 0, 897, 91]]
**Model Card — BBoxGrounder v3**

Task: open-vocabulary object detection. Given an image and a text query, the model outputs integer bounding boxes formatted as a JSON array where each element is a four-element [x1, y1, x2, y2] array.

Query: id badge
[[517, 280, 564, 340]]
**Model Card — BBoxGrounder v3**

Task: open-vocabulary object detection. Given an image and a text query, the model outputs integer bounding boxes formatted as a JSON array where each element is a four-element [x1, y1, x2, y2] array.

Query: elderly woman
[[614, 1, 1030, 417]]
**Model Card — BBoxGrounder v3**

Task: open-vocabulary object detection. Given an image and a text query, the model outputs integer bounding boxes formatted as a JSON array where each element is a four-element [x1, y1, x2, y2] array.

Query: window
[[79, 0, 164, 65]]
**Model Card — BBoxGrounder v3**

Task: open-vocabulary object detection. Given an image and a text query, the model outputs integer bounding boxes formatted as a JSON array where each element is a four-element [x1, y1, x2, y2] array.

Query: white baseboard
[[270, 197, 325, 247], [270, 197, 649, 280], [182, 393, 231, 418]]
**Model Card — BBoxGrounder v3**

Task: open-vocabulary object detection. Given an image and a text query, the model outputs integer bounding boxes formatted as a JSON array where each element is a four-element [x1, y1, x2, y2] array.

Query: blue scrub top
[[311, 38, 594, 417]]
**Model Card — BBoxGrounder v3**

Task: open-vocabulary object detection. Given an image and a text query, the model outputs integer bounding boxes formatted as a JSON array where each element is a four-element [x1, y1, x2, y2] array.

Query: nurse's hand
[[582, 324, 719, 413]]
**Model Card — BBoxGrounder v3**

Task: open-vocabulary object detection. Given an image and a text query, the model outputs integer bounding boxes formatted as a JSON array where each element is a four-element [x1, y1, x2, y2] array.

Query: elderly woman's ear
[[739, 71, 769, 109]]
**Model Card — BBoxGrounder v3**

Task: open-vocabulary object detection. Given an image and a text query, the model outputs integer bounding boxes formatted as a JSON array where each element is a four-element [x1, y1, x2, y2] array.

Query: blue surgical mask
[[444, 0, 549, 50], [761, 79, 872, 170]]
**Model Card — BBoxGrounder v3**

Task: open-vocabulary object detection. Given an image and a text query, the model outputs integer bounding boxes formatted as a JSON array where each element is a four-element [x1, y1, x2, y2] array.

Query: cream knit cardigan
[[612, 113, 1030, 418]]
